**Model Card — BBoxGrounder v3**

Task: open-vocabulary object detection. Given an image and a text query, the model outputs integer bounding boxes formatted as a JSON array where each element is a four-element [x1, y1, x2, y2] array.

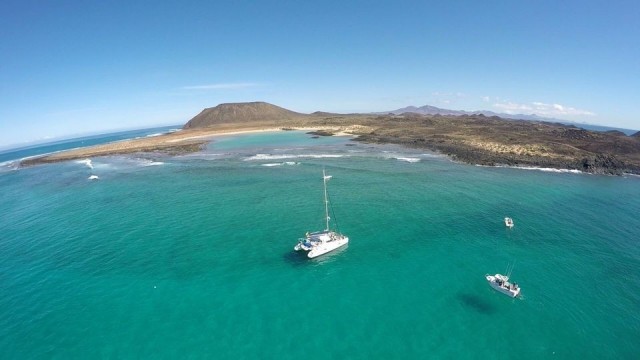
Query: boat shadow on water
[[282, 251, 310, 267], [457, 293, 498, 315]]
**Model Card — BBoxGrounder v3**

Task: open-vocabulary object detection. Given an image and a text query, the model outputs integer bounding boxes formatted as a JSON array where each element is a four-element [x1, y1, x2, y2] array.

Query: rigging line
[[506, 261, 516, 278], [317, 173, 327, 229], [327, 190, 341, 233]]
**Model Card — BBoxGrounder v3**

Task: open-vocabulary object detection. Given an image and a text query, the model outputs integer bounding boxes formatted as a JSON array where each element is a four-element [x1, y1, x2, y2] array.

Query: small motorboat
[[486, 273, 521, 298], [504, 217, 514, 228]]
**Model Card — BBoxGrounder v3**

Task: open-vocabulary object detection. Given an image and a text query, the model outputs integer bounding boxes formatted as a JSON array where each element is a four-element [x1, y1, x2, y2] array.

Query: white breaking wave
[[88, 175, 99, 180], [0, 160, 18, 172], [145, 133, 163, 138], [261, 162, 300, 167], [421, 153, 443, 158], [245, 154, 293, 161], [140, 160, 164, 167], [480, 164, 583, 174], [113, 158, 165, 168], [99, 157, 164, 170], [395, 157, 421, 163], [176, 153, 226, 160], [515, 166, 582, 174], [77, 159, 93, 169], [245, 153, 345, 161]]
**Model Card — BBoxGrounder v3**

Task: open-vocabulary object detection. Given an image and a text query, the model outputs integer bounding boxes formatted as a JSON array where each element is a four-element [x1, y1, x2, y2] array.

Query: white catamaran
[[294, 170, 349, 258]]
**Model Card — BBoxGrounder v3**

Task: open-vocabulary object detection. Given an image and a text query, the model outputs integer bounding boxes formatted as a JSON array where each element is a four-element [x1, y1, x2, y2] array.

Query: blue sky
[[1, 0, 639, 148]]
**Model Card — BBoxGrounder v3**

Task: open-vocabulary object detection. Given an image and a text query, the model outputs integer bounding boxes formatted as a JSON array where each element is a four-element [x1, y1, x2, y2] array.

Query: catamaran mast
[[323, 169, 330, 231]]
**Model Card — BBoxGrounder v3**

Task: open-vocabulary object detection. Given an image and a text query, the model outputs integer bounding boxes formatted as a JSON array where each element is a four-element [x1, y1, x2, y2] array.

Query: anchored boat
[[294, 169, 349, 258], [486, 273, 521, 298], [504, 217, 514, 228]]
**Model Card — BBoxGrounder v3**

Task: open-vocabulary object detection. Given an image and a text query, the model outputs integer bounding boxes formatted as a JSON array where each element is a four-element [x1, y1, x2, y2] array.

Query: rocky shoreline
[[352, 132, 639, 175], [19, 102, 640, 176]]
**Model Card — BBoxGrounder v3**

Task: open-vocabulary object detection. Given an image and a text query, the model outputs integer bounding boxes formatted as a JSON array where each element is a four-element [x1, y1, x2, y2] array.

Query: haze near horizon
[[1, 0, 638, 148]]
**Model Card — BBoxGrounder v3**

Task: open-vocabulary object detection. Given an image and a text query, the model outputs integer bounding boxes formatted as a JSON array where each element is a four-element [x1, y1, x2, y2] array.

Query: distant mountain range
[[388, 104, 553, 120], [386, 104, 637, 135]]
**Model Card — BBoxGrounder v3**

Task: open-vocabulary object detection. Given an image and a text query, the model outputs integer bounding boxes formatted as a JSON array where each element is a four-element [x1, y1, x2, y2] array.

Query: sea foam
[[77, 159, 93, 169], [395, 157, 421, 163], [261, 162, 300, 167], [515, 166, 582, 174], [245, 153, 345, 161], [480, 164, 583, 174], [0, 160, 18, 172], [138, 160, 164, 167]]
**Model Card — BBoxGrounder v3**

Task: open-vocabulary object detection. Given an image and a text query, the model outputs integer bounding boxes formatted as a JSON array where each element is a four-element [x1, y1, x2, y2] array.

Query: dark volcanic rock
[[306, 130, 334, 136], [561, 128, 594, 140], [579, 154, 626, 175]]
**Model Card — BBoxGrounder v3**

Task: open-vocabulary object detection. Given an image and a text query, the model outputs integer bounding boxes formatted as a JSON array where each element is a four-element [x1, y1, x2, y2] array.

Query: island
[[21, 102, 640, 175]]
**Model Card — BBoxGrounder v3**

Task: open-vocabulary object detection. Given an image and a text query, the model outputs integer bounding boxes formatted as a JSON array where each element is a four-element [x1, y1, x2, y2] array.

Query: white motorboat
[[486, 273, 521, 298], [294, 170, 349, 258], [504, 217, 514, 228]]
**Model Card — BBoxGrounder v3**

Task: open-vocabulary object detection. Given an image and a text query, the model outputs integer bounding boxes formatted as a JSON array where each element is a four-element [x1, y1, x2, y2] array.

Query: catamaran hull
[[295, 237, 349, 258], [308, 237, 348, 258]]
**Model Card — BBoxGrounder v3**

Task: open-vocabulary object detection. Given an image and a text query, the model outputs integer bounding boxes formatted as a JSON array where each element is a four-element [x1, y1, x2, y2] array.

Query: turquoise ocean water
[[1, 131, 639, 358]]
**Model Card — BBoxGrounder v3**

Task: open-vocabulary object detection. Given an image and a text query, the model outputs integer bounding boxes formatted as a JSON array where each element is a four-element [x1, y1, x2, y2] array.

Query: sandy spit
[[20, 126, 354, 165]]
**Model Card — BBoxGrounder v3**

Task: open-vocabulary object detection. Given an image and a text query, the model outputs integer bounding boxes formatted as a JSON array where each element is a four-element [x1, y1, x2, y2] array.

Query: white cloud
[[181, 82, 260, 90], [482, 96, 490, 102], [493, 101, 595, 117], [431, 91, 465, 98], [493, 101, 533, 112]]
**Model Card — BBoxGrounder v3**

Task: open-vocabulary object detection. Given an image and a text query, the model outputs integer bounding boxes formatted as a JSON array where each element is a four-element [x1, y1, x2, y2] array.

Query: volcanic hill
[[183, 101, 306, 129]]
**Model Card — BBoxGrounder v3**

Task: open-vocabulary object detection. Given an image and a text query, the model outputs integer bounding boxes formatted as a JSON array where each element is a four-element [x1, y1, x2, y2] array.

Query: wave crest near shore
[[244, 153, 345, 161]]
